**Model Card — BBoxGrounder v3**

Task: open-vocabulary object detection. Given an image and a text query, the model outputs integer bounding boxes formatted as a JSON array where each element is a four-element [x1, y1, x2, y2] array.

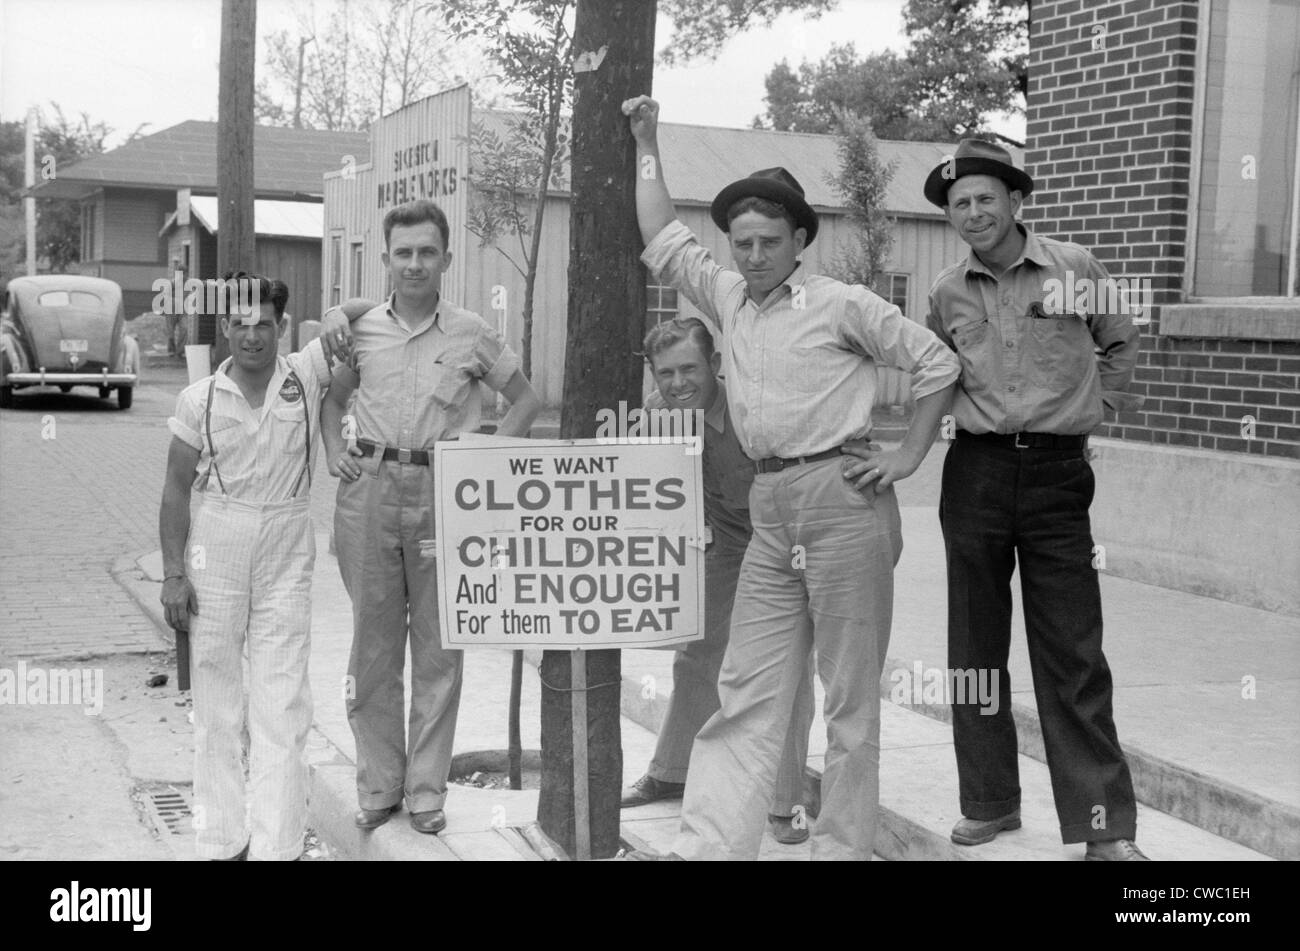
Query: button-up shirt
[[169, 338, 331, 501], [642, 220, 960, 459], [926, 224, 1141, 435], [333, 294, 520, 448], [646, 380, 752, 546]]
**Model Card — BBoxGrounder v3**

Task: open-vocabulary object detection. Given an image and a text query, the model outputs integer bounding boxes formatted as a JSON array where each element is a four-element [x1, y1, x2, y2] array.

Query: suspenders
[[202, 362, 312, 499]]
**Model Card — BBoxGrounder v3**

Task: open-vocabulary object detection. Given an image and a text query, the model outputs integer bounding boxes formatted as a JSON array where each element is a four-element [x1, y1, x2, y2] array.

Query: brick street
[[0, 359, 339, 661]]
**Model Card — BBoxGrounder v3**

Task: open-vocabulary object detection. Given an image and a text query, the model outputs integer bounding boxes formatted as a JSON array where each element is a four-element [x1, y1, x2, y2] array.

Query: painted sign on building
[[322, 84, 471, 308]]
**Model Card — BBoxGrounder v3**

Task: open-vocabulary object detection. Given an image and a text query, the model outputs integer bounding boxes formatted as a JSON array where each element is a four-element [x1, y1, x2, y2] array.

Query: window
[[644, 282, 679, 338], [879, 272, 910, 317], [81, 203, 96, 261], [181, 240, 191, 274], [351, 242, 364, 297], [330, 234, 343, 306], [1192, 0, 1300, 297]]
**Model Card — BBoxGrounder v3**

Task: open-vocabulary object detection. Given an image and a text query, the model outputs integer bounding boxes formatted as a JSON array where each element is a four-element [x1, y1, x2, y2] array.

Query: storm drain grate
[[140, 785, 193, 837]]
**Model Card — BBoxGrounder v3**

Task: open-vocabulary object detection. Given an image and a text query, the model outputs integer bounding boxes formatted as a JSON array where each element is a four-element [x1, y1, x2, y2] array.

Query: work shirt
[[642, 220, 960, 459], [169, 338, 331, 502], [646, 380, 752, 546], [333, 294, 521, 448], [926, 224, 1140, 435]]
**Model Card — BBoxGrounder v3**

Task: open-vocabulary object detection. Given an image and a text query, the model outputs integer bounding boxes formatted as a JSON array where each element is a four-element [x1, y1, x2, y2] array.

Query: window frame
[[1183, 0, 1300, 306]]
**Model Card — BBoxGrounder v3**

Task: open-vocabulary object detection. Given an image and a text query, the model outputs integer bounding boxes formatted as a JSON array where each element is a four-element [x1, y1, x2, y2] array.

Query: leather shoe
[[620, 774, 685, 807], [1086, 838, 1150, 861], [951, 809, 1021, 845], [354, 803, 401, 830], [768, 813, 810, 845], [410, 809, 447, 835]]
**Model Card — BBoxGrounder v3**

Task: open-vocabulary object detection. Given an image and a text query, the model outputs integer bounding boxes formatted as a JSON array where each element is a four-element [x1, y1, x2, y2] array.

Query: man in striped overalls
[[160, 274, 334, 861]]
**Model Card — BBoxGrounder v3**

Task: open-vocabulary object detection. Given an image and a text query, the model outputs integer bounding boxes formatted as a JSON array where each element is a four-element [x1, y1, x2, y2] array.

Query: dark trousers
[[939, 435, 1137, 844]]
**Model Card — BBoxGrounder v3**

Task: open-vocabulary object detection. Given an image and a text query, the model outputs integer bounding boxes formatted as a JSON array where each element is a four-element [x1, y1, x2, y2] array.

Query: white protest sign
[[434, 437, 706, 650]]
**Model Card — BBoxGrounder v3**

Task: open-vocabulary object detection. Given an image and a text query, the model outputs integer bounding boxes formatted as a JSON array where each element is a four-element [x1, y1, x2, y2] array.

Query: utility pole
[[216, 0, 257, 367], [537, 0, 656, 860], [25, 107, 37, 275], [293, 36, 312, 129]]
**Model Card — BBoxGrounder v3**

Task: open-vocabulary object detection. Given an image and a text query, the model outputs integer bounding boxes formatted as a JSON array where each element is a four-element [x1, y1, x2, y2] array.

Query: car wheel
[[117, 386, 134, 410]]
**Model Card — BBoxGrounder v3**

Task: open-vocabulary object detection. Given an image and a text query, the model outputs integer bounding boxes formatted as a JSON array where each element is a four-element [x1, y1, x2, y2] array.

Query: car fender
[[0, 331, 28, 381]]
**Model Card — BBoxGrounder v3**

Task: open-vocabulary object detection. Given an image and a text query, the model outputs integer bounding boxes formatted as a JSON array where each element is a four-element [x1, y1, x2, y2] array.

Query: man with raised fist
[[621, 95, 959, 861]]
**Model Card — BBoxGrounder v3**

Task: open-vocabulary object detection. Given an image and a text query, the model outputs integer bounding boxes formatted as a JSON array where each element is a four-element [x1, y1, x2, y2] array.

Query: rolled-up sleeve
[[167, 389, 203, 451], [641, 220, 743, 332], [838, 287, 960, 400], [473, 322, 522, 392]]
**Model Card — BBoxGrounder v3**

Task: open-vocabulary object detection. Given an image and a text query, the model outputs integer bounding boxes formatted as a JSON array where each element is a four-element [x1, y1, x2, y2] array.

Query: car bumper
[[6, 371, 138, 386]]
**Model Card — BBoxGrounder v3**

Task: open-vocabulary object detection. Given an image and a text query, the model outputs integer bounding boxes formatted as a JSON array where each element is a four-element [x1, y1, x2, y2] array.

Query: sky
[[0, 0, 1025, 148]]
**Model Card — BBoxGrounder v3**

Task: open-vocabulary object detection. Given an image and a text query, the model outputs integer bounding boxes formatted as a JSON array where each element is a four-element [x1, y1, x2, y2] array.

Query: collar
[[963, 224, 1047, 278], [214, 355, 295, 415], [745, 261, 807, 304], [385, 292, 441, 335], [705, 381, 729, 434]]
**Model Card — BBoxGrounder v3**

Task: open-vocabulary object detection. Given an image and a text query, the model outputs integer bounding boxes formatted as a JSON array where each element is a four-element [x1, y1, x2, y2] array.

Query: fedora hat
[[711, 167, 819, 245], [923, 138, 1034, 208]]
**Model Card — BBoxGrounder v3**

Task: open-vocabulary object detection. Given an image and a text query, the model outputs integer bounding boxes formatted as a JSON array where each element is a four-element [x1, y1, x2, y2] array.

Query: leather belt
[[754, 446, 844, 474], [357, 439, 431, 466], [957, 430, 1087, 450]]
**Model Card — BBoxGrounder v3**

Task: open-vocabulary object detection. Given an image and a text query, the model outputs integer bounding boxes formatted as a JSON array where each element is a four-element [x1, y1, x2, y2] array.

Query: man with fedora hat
[[620, 95, 960, 861], [846, 138, 1145, 859]]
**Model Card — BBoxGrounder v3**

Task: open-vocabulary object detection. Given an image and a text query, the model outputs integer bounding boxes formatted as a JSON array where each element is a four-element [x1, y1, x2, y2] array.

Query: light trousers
[[335, 454, 463, 813], [190, 494, 314, 861], [673, 458, 902, 860], [648, 528, 815, 816]]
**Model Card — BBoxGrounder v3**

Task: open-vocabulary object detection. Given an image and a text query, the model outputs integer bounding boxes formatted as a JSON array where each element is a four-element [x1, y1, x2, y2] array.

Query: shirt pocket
[[271, 403, 308, 431], [1028, 314, 1095, 392], [950, 319, 995, 395], [429, 349, 475, 409]]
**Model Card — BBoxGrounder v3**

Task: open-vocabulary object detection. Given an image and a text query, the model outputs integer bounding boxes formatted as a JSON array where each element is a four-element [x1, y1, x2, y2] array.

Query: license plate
[[59, 339, 89, 353]]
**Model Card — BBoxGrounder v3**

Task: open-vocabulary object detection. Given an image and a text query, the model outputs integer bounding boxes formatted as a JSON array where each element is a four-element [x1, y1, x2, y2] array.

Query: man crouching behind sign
[[317, 199, 540, 838], [619, 316, 819, 846]]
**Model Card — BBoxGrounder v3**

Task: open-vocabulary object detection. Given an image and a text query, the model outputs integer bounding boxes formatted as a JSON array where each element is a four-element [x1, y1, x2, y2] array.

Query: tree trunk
[[216, 0, 257, 368], [537, 0, 656, 861]]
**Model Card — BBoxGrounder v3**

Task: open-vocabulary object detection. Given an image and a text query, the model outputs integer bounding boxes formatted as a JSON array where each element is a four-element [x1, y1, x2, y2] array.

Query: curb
[[607, 652, 1299, 861]]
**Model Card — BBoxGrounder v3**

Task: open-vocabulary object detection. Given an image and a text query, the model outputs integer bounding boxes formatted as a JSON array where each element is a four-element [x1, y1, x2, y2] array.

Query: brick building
[[1023, 0, 1298, 613]]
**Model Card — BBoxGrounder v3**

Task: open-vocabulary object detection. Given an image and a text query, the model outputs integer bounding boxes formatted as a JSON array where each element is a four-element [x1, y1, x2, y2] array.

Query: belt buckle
[[1013, 432, 1029, 450], [397, 448, 413, 464]]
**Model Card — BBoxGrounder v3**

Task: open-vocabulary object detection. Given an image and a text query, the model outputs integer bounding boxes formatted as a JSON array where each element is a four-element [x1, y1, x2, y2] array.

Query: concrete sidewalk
[[619, 505, 1297, 860], [125, 431, 1297, 861]]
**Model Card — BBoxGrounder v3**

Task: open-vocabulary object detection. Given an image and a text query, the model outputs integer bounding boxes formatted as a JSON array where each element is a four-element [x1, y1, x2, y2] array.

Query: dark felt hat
[[923, 138, 1034, 208], [710, 167, 819, 244]]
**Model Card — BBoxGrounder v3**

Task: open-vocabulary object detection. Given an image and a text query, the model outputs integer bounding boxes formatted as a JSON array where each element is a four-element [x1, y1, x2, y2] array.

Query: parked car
[[1, 275, 140, 409]]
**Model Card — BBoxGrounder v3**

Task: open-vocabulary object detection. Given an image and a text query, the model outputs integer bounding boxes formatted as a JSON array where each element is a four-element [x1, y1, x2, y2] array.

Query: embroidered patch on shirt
[[279, 378, 303, 403]]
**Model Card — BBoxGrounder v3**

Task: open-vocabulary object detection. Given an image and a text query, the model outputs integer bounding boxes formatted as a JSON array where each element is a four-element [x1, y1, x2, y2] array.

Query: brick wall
[[1022, 0, 1300, 459]]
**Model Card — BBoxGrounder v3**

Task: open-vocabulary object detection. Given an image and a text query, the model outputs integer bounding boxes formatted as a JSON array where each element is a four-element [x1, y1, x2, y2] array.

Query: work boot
[[950, 809, 1021, 845], [1086, 838, 1150, 861]]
